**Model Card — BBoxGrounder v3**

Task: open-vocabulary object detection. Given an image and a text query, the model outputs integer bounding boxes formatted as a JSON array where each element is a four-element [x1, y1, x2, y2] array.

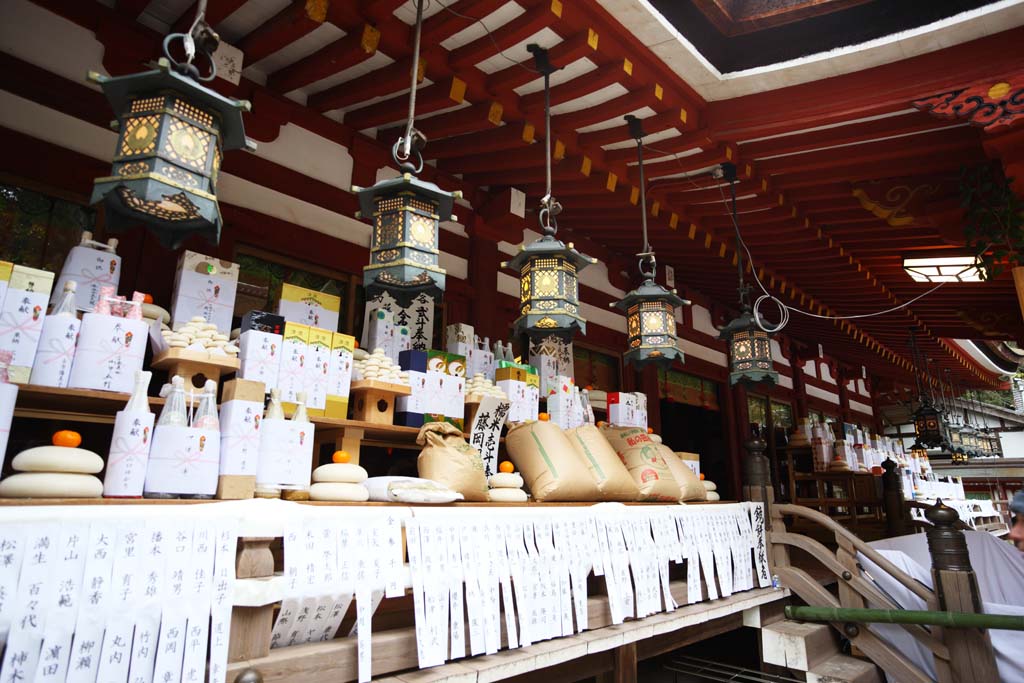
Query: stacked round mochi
[[0, 437, 103, 498], [309, 451, 370, 502], [702, 477, 720, 502], [465, 374, 506, 402], [353, 348, 409, 385], [162, 316, 238, 356], [487, 461, 528, 502]]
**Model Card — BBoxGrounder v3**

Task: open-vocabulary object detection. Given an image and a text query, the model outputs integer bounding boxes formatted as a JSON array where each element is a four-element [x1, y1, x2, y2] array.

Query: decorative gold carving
[[408, 214, 435, 245], [172, 98, 214, 127], [852, 182, 939, 226], [119, 161, 151, 176], [130, 96, 164, 113], [535, 317, 558, 328], [912, 74, 1024, 132], [116, 187, 200, 222], [121, 115, 160, 155], [165, 120, 210, 168], [160, 165, 199, 187]]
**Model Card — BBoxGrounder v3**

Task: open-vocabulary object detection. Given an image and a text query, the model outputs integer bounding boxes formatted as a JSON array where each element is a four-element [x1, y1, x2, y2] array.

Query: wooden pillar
[[639, 364, 662, 436], [611, 642, 637, 683], [837, 371, 853, 424], [468, 226, 501, 342], [720, 377, 741, 500], [229, 537, 277, 663], [925, 501, 999, 683], [729, 382, 750, 500], [790, 346, 810, 420]]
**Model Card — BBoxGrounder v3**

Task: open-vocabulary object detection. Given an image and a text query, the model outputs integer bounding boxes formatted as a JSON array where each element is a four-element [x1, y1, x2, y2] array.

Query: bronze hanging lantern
[[89, 3, 253, 248], [503, 45, 595, 342], [907, 328, 944, 447], [353, 0, 455, 308], [718, 163, 778, 386], [611, 115, 688, 369]]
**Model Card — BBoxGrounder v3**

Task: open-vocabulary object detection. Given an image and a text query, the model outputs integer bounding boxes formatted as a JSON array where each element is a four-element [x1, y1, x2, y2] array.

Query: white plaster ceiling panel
[[1, 0, 109, 87], [393, 0, 447, 25], [218, 0, 290, 44], [603, 126, 679, 151], [474, 27, 562, 74], [249, 23, 346, 76], [301, 51, 396, 98], [140, 0, 193, 26], [441, 2, 525, 51], [549, 82, 628, 116], [631, 146, 701, 166], [575, 105, 656, 134], [514, 57, 598, 96]]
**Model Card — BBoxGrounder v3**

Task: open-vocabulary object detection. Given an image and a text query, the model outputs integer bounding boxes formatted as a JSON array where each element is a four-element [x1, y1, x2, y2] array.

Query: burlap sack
[[656, 445, 706, 501], [599, 425, 680, 502], [566, 424, 640, 501], [416, 422, 488, 502], [506, 420, 601, 501]]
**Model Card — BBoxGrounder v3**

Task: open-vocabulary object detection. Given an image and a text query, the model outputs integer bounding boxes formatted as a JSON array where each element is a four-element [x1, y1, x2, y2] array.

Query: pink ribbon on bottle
[[224, 425, 261, 450], [108, 434, 151, 468], [148, 444, 219, 469], [40, 336, 76, 365]]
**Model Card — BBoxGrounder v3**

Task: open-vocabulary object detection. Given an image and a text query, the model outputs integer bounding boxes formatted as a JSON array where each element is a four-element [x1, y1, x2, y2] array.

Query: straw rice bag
[[416, 421, 489, 501], [599, 425, 681, 502], [566, 424, 640, 501], [506, 420, 600, 501]]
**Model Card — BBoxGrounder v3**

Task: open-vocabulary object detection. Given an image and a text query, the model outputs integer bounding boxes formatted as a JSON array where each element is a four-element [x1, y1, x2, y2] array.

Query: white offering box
[[170, 250, 238, 333], [496, 376, 528, 423], [255, 418, 315, 490], [444, 373, 465, 421], [423, 370, 446, 417], [445, 323, 475, 371], [239, 329, 283, 392], [103, 409, 155, 497], [51, 243, 121, 312], [469, 337, 494, 379], [531, 354, 561, 397], [366, 308, 396, 361], [278, 323, 310, 407], [396, 370, 427, 414], [306, 329, 332, 413], [219, 399, 263, 477], [326, 333, 355, 418], [28, 313, 81, 388], [608, 392, 645, 428], [0, 382, 16, 471], [396, 326, 411, 356], [67, 314, 148, 393], [0, 265, 55, 383], [144, 424, 220, 496]]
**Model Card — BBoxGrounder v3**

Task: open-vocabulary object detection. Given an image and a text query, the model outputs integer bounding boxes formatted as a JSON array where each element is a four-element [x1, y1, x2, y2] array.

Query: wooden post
[[229, 537, 277, 664], [881, 458, 907, 537], [612, 642, 637, 683], [925, 500, 999, 683], [1014, 267, 1024, 324]]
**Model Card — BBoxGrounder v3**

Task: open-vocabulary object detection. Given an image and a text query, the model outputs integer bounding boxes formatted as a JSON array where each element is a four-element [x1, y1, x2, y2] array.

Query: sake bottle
[[192, 379, 220, 430], [255, 388, 285, 499], [292, 391, 309, 424], [51, 281, 77, 316], [104, 370, 154, 498], [145, 376, 187, 498]]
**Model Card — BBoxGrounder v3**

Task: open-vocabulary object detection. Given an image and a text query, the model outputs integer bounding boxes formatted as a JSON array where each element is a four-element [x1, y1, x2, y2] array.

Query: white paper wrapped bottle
[[256, 390, 315, 494], [254, 389, 285, 498], [30, 280, 82, 388], [103, 370, 155, 498], [143, 376, 220, 497], [0, 351, 17, 471], [51, 231, 121, 312]]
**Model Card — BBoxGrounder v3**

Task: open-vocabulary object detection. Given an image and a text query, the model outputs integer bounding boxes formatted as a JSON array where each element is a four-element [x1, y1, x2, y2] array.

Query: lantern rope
[[528, 45, 561, 237], [396, 0, 426, 167], [628, 116, 657, 280]]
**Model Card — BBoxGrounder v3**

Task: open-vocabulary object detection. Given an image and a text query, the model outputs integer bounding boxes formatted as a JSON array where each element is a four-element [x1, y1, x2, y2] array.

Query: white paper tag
[[750, 503, 772, 588], [468, 396, 510, 477]]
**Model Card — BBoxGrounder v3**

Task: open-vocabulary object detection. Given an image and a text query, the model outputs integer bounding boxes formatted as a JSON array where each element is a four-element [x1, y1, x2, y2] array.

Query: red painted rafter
[[267, 24, 380, 93], [344, 78, 467, 130], [235, 1, 327, 65]]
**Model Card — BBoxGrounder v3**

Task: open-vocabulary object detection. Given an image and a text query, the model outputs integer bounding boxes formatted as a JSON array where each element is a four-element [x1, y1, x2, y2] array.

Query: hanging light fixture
[[907, 328, 943, 447], [924, 356, 952, 452], [610, 116, 688, 370], [502, 45, 595, 343], [718, 163, 779, 385], [89, 0, 254, 248], [942, 368, 963, 449], [353, 0, 459, 307]]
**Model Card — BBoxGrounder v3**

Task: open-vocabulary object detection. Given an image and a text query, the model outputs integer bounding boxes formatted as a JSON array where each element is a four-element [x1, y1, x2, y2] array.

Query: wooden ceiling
[[31, 0, 1024, 388]]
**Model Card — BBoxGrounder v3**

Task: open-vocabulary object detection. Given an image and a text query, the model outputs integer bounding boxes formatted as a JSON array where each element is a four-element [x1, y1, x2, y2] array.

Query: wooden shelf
[[13, 384, 166, 423], [0, 498, 726, 507]]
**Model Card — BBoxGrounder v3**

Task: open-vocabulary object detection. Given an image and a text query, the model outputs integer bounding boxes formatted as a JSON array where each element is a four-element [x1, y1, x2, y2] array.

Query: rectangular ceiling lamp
[[903, 255, 986, 283]]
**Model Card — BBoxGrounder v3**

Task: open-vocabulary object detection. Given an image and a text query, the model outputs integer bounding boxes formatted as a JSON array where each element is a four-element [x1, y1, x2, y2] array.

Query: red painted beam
[[643, 144, 730, 180], [309, 56, 417, 113], [344, 77, 466, 130], [521, 61, 629, 113], [448, 2, 562, 71], [421, 0, 507, 45], [403, 100, 504, 141], [424, 123, 537, 160], [552, 88, 660, 132], [267, 24, 380, 94], [235, 1, 327, 65], [485, 29, 598, 96], [578, 107, 694, 150]]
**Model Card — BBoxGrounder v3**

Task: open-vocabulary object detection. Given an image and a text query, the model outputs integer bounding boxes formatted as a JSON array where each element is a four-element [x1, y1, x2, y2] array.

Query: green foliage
[[960, 164, 1024, 279]]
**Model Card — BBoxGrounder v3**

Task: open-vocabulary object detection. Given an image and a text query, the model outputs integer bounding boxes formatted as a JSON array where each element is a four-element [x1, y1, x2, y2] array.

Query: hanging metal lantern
[[355, 173, 457, 308], [913, 402, 944, 448], [503, 44, 595, 342], [352, 0, 455, 308], [89, 13, 252, 248], [717, 162, 778, 385], [719, 308, 779, 386], [504, 235, 595, 341], [612, 115, 688, 370]]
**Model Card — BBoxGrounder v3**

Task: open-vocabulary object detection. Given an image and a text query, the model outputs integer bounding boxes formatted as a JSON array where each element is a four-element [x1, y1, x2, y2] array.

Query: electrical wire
[[431, 0, 540, 74]]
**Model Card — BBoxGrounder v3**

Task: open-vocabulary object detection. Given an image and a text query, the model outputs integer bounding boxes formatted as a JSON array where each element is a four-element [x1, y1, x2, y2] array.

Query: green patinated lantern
[[354, 173, 458, 307], [502, 44, 595, 343], [913, 401, 944, 448], [89, 27, 252, 248], [719, 307, 779, 386], [503, 235, 596, 341], [613, 275, 688, 369]]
